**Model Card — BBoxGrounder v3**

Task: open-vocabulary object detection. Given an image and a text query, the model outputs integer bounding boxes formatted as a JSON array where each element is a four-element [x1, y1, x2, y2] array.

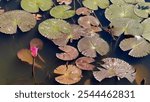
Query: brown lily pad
[[17, 49, 42, 69], [75, 57, 95, 70], [54, 65, 82, 85], [77, 35, 109, 57], [93, 58, 136, 83], [76, 7, 91, 15], [56, 45, 79, 61], [30, 38, 43, 50]]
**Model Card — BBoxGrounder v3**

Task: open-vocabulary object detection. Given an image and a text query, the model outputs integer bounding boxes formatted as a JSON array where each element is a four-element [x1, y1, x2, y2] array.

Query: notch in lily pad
[[50, 5, 75, 19], [0, 10, 36, 34], [21, 0, 53, 13]]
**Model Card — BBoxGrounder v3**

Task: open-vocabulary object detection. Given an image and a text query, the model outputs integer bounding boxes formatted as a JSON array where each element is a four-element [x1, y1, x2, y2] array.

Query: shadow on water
[[0, 0, 150, 85]]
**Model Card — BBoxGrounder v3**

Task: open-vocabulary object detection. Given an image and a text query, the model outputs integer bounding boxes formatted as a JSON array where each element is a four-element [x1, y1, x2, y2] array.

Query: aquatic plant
[[1, 0, 150, 84]]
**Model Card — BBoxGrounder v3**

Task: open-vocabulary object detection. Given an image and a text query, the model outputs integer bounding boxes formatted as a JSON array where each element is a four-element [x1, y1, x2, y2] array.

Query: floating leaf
[[141, 18, 150, 41], [93, 58, 136, 83], [50, 5, 75, 19], [76, 7, 91, 15], [21, 0, 53, 13], [0, 10, 36, 34], [75, 57, 95, 70], [0, 9, 4, 15], [134, 64, 150, 85], [17, 49, 42, 68], [119, 37, 150, 57], [124, 0, 145, 4], [125, 19, 143, 36], [105, 4, 142, 22], [57, 0, 72, 5], [54, 65, 82, 85], [30, 38, 43, 50], [52, 24, 82, 46], [110, 0, 125, 4], [78, 15, 100, 28], [38, 19, 71, 39], [56, 45, 79, 61], [77, 35, 109, 57], [134, 2, 150, 18], [82, 0, 110, 10], [109, 18, 131, 36], [84, 79, 91, 85]]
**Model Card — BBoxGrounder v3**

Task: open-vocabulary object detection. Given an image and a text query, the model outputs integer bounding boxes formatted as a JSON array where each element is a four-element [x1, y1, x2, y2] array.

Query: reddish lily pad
[[75, 57, 95, 70], [56, 45, 79, 61]]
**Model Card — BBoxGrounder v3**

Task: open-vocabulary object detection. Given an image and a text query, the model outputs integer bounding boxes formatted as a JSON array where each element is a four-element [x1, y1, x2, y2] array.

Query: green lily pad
[[141, 18, 150, 41], [21, 0, 53, 13], [105, 4, 142, 22], [119, 36, 150, 57], [0, 10, 36, 34], [134, 2, 150, 18], [124, 0, 145, 4], [50, 5, 75, 19], [82, 0, 110, 10], [110, 0, 126, 4], [38, 19, 72, 39]]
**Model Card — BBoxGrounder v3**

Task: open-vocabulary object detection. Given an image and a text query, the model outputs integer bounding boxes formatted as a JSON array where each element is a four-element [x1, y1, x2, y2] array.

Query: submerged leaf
[[56, 45, 79, 61], [83, 0, 110, 10], [134, 64, 150, 85], [50, 5, 75, 19], [30, 38, 43, 50], [17, 49, 42, 68], [93, 58, 136, 83], [77, 35, 109, 57], [54, 65, 82, 85], [38, 19, 71, 39], [0, 10, 36, 34], [119, 36, 150, 57], [75, 57, 95, 70], [21, 0, 53, 13], [76, 7, 91, 15]]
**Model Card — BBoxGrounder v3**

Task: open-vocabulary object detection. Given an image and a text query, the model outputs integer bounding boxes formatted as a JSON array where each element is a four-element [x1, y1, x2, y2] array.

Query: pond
[[0, 0, 150, 85]]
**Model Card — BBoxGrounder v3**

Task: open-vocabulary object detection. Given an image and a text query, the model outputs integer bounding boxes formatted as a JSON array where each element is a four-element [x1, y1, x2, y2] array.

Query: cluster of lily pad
[[2, 0, 150, 84]]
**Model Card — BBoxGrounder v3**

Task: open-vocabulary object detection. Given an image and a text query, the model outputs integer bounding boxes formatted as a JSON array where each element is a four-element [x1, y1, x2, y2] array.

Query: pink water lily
[[30, 46, 38, 57]]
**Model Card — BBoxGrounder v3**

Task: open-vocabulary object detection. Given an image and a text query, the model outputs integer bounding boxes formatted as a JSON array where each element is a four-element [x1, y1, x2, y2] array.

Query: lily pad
[[77, 35, 109, 57], [75, 57, 95, 70], [76, 7, 91, 15], [56, 45, 79, 61], [54, 65, 82, 85], [30, 38, 43, 50], [50, 5, 75, 19], [17, 49, 42, 68], [93, 58, 136, 83], [110, 0, 125, 4], [134, 2, 150, 18], [124, 0, 145, 4], [0, 10, 36, 34], [57, 0, 72, 5], [105, 4, 142, 22], [52, 24, 82, 46], [141, 18, 150, 41], [119, 36, 150, 57], [21, 0, 53, 13], [78, 15, 100, 28], [82, 0, 110, 10], [38, 19, 72, 39]]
